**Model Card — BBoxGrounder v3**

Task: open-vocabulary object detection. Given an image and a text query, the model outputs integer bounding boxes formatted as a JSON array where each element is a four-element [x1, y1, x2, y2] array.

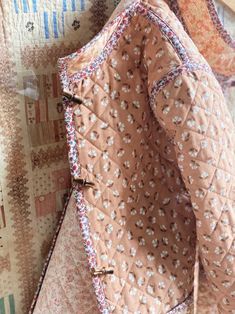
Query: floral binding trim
[[64, 98, 81, 179], [74, 189, 110, 313], [150, 62, 213, 107], [168, 293, 193, 313], [58, 1, 192, 89]]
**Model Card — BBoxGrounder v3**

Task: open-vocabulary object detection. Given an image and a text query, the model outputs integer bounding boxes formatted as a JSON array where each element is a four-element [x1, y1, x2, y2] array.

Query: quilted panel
[[151, 70, 235, 312], [32, 193, 99, 314]]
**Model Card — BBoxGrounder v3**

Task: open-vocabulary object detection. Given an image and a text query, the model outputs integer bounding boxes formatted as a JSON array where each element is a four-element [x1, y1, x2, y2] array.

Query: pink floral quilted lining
[[31, 0, 235, 313]]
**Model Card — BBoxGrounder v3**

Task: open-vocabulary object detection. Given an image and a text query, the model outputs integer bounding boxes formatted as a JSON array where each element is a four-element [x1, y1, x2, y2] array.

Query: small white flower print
[[103, 162, 111, 172], [123, 134, 131, 144], [74, 108, 81, 116], [189, 148, 198, 157], [111, 90, 119, 100], [162, 237, 169, 245], [122, 51, 129, 60], [160, 250, 168, 258], [121, 261, 128, 271], [136, 219, 144, 228], [105, 239, 112, 249], [138, 237, 146, 246], [132, 100, 140, 109], [122, 84, 130, 93], [102, 150, 109, 160], [93, 189, 101, 199], [214, 246, 223, 255], [172, 116, 182, 125], [105, 224, 113, 234], [187, 118, 196, 128], [117, 229, 124, 237], [97, 212, 105, 221], [101, 96, 109, 106], [131, 208, 137, 215], [104, 83, 110, 93], [181, 132, 190, 141], [126, 69, 133, 79], [113, 190, 119, 197], [147, 252, 155, 261], [162, 105, 170, 114], [106, 136, 114, 146], [78, 139, 86, 148], [92, 84, 99, 95], [78, 124, 86, 133], [174, 77, 182, 88], [110, 58, 117, 68], [114, 72, 121, 81], [93, 232, 100, 241], [106, 179, 114, 187], [90, 131, 99, 141], [146, 268, 154, 277], [152, 239, 159, 248], [135, 85, 143, 94], [110, 210, 116, 220], [88, 149, 97, 158], [127, 114, 134, 124], [146, 227, 154, 236], [103, 199, 111, 209], [117, 244, 125, 253], [95, 68, 103, 79], [163, 89, 170, 99], [200, 171, 209, 179], [133, 46, 141, 55], [129, 287, 137, 296], [117, 122, 125, 132], [124, 34, 132, 43], [147, 285, 154, 295], [84, 98, 93, 106], [158, 281, 165, 289], [156, 48, 164, 58], [174, 99, 184, 108], [129, 272, 135, 283], [158, 209, 165, 216], [191, 105, 200, 114], [101, 254, 108, 261], [118, 200, 125, 209], [114, 168, 121, 178], [137, 277, 145, 286], [100, 122, 109, 129], [86, 163, 94, 172], [130, 247, 136, 257]]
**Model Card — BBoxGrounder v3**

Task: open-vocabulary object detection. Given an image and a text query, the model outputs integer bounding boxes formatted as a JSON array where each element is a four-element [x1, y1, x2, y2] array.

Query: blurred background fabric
[[0, 0, 234, 313], [0, 1, 117, 313]]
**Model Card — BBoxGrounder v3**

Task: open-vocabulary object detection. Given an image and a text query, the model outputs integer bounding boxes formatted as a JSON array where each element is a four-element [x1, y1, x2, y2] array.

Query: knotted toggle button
[[73, 177, 95, 188], [91, 267, 114, 276], [62, 90, 83, 105]]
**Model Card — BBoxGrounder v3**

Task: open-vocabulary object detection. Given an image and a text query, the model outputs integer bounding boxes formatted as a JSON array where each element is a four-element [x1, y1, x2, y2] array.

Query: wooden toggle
[[73, 177, 95, 188], [62, 90, 83, 104], [91, 267, 114, 276]]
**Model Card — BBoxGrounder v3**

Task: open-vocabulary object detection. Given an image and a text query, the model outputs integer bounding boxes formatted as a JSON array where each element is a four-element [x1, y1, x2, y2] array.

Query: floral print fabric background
[[0, 0, 234, 313], [0, 1, 117, 313]]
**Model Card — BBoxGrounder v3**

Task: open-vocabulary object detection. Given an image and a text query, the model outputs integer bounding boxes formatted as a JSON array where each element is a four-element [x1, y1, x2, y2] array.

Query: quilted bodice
[[57, 1, 235, 313]]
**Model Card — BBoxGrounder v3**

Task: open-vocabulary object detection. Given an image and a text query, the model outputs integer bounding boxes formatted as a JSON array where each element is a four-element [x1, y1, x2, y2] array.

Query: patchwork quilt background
[[0, 0, 234, 313]]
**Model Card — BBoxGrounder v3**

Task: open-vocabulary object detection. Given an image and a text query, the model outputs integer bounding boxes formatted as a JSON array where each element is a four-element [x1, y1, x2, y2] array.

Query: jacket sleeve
[[150, 69, 235, 313]]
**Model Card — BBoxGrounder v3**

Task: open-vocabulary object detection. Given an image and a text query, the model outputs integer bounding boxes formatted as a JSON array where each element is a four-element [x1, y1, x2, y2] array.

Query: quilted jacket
[[30, 0, 235, 313]]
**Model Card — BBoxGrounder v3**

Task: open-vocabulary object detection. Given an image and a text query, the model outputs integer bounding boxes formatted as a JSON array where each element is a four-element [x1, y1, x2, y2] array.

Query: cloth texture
[[31, 0, 235, 313], [0, 0, 234, 314], [0, 1, 117, 313]]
